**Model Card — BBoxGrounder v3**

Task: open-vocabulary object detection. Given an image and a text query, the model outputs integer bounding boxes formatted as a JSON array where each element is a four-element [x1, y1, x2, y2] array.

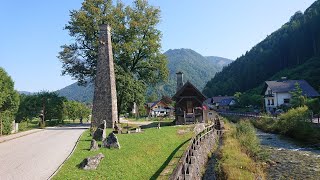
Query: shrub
[[252, 106, 320, 144], [217, 120, 266, 179], [234, 120, 262, 159], [277, 106, 319, 143], [251, 116, 279, 133], [277, 106, 310, 134], [0, 111, 13, 135]]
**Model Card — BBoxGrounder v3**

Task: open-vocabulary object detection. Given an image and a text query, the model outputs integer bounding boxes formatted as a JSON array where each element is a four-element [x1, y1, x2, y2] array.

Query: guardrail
[[169, 119, 224, 180]]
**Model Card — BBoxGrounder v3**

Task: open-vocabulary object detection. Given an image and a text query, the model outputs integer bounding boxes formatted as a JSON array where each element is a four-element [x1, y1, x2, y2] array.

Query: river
[[256, 129, 320, 179]]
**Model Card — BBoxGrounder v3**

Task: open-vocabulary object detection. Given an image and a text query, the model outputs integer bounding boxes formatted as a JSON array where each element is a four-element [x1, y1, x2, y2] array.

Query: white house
[[262, 79, 320, 113], [146, 100, 173, 117]]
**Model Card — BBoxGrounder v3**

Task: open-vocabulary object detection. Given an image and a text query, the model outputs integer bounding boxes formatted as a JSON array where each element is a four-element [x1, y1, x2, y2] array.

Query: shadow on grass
[[150, 138, 190, 180], [140, 121, 174, 129]]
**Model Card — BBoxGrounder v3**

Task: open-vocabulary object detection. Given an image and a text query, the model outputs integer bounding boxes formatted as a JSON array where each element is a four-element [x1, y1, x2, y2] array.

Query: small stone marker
[[93, 120, 107, 141], [103, 132, 120, 149], [90, 139, 99, 151], [113, 121, 122, 134], [79, 153, 105, 170]]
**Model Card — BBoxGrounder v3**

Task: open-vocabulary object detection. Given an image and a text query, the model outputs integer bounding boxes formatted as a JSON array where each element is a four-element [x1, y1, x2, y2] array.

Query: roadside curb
[[0, 129, 44, 144], [48, 129, 86, 179]]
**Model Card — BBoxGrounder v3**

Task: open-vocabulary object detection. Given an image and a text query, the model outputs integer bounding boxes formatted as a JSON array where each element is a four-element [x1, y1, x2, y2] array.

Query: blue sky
[[0, 0, 316, 92]]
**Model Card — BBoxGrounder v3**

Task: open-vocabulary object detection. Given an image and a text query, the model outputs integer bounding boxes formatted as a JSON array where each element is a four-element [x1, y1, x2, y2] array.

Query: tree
[[0, 67, 20, 134], [306, 98, 320, 115], [63, 101, 91, 122], [290, 83, 307, 108], [16, 92, 66, 124], [58, 0, 168, 119]]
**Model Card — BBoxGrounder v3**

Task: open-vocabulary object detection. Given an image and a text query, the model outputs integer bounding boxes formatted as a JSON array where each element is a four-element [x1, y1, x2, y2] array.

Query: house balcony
[[264, 94, 274, 98]]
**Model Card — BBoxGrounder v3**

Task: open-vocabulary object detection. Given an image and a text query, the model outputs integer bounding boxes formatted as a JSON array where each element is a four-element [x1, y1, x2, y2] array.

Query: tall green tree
[[63, 101, 91, 122], [16, 92, 66, 123], [0, 67, 20, 134], [58, 0, 168, 117], [290, 83, 307, 108]]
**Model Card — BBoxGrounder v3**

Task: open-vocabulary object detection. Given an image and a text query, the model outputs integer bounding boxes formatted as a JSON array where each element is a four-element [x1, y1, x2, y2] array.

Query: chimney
[[280, 77, 287, 81], [176, 72, 184, 92]]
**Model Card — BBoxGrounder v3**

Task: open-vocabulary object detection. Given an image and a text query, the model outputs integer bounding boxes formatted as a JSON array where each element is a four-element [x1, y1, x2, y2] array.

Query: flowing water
[[256, 129, 320, 179]]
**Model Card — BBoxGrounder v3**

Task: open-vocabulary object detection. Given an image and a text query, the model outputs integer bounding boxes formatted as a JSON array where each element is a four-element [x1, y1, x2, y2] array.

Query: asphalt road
[[0, 126, 88, 180]]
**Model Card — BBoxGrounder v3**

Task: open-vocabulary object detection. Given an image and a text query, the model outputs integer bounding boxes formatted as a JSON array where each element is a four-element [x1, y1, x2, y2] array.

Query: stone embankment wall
[[169, 120, 224, 180]]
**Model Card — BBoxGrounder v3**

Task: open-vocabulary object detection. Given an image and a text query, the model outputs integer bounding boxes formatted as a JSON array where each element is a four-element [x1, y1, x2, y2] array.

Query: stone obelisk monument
[[92, 24, 118, 128]]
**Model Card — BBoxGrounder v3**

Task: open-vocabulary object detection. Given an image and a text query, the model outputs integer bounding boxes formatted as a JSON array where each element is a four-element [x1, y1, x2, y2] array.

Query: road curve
[[0, 126, 88, 180]]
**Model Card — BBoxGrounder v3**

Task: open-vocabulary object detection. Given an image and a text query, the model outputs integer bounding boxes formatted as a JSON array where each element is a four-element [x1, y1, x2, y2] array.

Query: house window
[[284, 99, 290, 103], [271, 99, 274, 105], [267, 99, 270, 105], [268, 90, 272, 95]]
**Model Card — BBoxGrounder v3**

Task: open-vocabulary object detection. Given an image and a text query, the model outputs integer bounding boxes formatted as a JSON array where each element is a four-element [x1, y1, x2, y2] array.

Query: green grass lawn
[[53, 126, 194, 180], [18, 119, 39, 132]]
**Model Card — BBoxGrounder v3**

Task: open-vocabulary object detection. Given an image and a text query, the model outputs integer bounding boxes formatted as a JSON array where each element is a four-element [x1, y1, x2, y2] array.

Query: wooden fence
[[169, 119, 224, 180]]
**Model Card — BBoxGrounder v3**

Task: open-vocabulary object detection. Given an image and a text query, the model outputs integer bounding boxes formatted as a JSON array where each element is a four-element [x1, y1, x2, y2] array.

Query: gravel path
[[0, 126, 88, 180]]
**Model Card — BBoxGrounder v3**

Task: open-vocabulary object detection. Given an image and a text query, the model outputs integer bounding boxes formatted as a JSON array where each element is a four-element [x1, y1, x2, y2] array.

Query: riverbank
[[214, 120, 265, 179], [257, 129, 320, 179], [251, 106, 320, 144]]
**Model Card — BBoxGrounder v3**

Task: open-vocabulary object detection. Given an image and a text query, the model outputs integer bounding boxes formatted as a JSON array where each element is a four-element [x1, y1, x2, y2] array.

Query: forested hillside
[[203, 0, 320, 97], [56, 82, 94, 103], [147, 49, 231, 97], [57, 49, 232, 102], [205, 56, 233, 69]]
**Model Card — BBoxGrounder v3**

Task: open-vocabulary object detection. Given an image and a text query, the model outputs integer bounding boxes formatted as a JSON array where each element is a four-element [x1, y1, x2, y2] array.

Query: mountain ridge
[[56, 48, 232, 102]]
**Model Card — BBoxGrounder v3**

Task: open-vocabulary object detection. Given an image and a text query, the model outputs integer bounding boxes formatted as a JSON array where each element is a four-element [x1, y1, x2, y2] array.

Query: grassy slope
[[218, 120, 265, 180], [53, 126, 193, 180]]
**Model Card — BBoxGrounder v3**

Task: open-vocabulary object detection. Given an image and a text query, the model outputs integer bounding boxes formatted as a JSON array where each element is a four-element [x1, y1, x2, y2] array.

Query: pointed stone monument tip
[[99, 24, 110, 31]]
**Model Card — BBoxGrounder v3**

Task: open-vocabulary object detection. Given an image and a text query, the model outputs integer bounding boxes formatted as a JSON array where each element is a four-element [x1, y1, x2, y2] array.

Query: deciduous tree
[[0, 67, 20, 134], [58, 0, 168, 118]]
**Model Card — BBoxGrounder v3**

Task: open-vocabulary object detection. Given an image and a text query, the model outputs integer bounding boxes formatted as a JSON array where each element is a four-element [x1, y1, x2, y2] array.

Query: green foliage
[[253, 106, 320, 144], [306, 98, 320, 114], [290, 83, 307, 108], [0, 67, 20, 135], [147, 49, 229, 97], [56, 83, 94, 103], [58, 0, 168, 115], [16, 92, 66, 123], [203, 1, 320, 96], [252, 116, 279, 133], [270, 57, 320, 89], [277, 106, 310, 135], [0, 111, 14, 135], [146, 92, 158, 103], [63, 101, 91, 121], [217, 120, 265, 179], [233, 91, 262, 108], [234, 120, 262, 159], [18, 118, 39, 132], [0, 67, 20, 114]]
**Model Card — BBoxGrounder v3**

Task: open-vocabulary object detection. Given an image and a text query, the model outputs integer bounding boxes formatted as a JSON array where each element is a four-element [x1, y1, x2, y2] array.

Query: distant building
[[146, 100, 173, 117], [172, 72, 209, 124], [262, 78, 320, 113], [206, 96, 236, 111]]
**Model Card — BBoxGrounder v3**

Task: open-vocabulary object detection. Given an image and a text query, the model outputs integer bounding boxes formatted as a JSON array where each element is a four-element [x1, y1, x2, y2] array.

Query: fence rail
[[169, 119, 224, 180]]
